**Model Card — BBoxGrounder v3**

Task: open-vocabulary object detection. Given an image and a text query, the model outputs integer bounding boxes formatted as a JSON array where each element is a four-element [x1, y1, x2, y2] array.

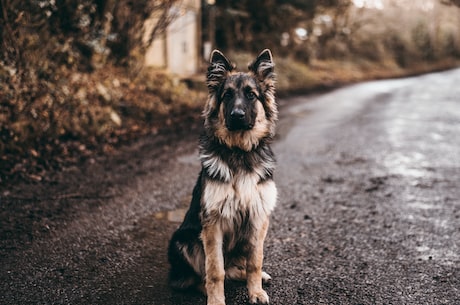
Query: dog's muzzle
[[227, 108, 253, 131]]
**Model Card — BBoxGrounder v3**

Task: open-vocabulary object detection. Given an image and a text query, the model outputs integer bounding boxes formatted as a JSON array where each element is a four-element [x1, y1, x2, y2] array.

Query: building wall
[[144, 33, 166, 67], [166, 9, 198, 76], [144, 0, 200, 76]]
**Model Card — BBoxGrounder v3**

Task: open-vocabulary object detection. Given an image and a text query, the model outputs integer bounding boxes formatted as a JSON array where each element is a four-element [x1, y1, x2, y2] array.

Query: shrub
[[321, 40, 349, 60], [384, 31, 409, 67], [442, 31, 460, 58], [411, 21, 435, 61], [351, 38, 384, 62]]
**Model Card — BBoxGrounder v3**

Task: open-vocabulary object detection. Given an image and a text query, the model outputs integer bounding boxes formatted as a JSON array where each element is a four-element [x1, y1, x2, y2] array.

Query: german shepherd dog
[[168, 49, 278, 305]]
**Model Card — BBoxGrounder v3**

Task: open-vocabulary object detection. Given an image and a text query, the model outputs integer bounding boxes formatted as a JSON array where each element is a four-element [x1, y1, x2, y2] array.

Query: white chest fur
[[202, 172, 277, 221]]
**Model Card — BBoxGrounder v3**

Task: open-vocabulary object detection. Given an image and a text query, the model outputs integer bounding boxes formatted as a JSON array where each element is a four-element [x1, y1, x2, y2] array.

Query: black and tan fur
[[168, 49, 277, 305]]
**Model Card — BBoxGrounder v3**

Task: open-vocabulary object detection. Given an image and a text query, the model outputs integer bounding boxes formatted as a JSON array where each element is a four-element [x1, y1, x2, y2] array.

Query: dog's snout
[[230, 108, 245, 120]]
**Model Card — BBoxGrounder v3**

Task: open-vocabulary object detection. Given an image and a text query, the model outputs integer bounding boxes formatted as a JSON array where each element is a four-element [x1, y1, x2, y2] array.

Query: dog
[[168, 49, 278, 305]]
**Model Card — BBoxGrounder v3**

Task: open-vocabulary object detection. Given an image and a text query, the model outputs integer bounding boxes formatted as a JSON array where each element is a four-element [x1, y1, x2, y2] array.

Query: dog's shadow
[[169, 280, 252, 304], [169, 288, 204, 304]]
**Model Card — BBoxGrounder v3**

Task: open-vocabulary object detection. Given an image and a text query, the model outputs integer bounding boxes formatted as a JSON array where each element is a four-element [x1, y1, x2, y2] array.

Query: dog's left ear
[[248, 49, 275, 82]]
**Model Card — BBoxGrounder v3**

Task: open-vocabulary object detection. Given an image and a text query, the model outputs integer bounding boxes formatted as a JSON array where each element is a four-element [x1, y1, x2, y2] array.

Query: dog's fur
[[167, 49, 278, 305]]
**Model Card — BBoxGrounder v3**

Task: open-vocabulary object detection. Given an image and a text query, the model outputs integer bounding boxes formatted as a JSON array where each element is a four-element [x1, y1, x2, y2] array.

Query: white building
[[143, 0, 201, 77]]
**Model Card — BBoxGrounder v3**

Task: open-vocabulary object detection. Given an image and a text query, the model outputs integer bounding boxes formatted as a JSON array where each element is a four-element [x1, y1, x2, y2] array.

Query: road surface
[[1, 68, 459, 304]]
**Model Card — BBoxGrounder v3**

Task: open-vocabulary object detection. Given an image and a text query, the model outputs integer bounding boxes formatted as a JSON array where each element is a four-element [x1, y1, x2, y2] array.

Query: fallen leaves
[[0, 65, 205, 184]]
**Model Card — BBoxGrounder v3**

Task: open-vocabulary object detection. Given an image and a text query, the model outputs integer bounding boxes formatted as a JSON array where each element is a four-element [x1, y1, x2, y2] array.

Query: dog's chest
[[202, 172, 277, 221]]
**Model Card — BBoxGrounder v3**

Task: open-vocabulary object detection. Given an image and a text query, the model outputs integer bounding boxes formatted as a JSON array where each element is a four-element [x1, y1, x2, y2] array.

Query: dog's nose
[[230, 108, 245, 120]]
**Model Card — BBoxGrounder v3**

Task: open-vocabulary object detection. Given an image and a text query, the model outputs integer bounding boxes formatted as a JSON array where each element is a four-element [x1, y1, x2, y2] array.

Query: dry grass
[[0, 65, 205, 182], [230, 51, 460, 95]]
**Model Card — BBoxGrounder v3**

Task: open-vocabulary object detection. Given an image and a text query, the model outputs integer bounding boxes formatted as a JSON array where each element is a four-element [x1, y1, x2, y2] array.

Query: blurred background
[[1, 0, 460, 182]]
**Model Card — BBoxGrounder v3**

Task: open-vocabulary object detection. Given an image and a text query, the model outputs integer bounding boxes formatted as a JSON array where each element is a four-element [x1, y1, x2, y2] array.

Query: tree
[[0, 0, 179, 74], [213, 0, 318, 52], [211, 0, 353, 56], [441, 0, 460, 6]]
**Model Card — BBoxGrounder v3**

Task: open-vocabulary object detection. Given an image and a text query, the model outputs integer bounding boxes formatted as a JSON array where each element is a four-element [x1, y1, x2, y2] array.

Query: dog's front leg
[[202, 223, 226, 305], [247, 217, 270, 304]]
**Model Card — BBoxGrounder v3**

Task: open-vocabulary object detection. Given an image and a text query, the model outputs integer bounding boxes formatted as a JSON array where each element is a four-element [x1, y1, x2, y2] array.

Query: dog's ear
[[248, 49, 275, 83], [206, 50, 234, 92], [249, 49, 277, 126], [210, 50, 233, 71]]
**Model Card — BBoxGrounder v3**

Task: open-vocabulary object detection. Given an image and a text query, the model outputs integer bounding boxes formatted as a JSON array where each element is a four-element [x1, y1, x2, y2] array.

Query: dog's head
[[204, 49, 277, 151]]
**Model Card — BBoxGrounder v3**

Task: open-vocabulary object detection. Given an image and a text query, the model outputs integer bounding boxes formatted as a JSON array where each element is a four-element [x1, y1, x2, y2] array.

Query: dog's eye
[[246, 92, 256, 100], [223, 91, 233, 100]]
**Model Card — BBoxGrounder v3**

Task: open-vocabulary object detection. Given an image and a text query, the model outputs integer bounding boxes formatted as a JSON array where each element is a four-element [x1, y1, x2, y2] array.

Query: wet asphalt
[[1, 68, 460, 305]]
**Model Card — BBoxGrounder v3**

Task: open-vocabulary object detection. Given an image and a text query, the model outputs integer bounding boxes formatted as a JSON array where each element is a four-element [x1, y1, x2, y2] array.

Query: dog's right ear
[[206, 50, 234, 92]]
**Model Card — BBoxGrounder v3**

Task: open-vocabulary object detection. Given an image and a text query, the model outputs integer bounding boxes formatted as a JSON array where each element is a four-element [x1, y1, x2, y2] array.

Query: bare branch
[[143, 0, 180, 50]]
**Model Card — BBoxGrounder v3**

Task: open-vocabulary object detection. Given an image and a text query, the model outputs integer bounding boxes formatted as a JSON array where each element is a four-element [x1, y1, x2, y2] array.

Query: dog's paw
[[261, 271, 272, 285], [206, 297, 225, 305], [207, 302, 225, 305], [249, 289, 269, 304]]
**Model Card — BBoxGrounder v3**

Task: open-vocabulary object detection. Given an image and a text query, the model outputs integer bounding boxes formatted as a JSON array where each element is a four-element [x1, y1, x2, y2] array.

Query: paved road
[[1, 69, 459, 304]]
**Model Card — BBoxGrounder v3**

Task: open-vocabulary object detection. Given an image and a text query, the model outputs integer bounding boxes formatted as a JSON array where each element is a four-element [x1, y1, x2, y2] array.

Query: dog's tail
[[168, 229, 204, 291]]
